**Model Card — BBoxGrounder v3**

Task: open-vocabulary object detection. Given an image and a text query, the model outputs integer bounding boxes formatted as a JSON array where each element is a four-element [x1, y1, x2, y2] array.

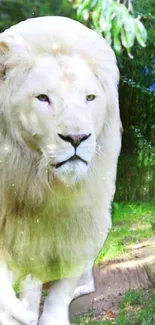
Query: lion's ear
[[0, 40, 10, 79], [0, 35, 26, 80], [0, 41, 9, 52]]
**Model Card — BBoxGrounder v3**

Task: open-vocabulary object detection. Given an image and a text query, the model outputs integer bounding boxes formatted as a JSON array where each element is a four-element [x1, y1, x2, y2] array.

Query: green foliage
[[150, 221, 155, 233], [69, 0, 147, 56], [115, 0, 155, 202], [0, 0, 67, 32]]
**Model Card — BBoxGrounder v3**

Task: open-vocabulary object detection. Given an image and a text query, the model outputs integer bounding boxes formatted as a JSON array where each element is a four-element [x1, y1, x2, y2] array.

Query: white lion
[[0, 16, 122, 325]]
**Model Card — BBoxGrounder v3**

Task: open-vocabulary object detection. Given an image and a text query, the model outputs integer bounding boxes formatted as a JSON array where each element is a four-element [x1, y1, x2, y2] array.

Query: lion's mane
[[0, 17, 122, 282]]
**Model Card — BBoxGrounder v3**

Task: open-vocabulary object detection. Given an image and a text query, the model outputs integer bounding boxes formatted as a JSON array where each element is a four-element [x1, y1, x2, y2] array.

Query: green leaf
[[99, 15, 111, 31], [112, 15, 123, 38], [114, 37, 122, 55], [121, 27, 129, 48], [103, 3, 114, 23], [112, 2, 136, 52], [127, 50, 134, 59], [113, 2, 129, 20], [80, 0, 91, 9], [92, 6, 101, 29], [135, 19, 147, 47], [77, 0, 91, 19], [104, 30, 112, 45], [124, 17, 136, 48], [90, 0, 98, 9], [83, 9, 89, 20], [77, 5, 84, 20]]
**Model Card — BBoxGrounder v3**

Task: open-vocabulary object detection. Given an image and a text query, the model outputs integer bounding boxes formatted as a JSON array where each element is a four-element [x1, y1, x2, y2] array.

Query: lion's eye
[[86, 94, 96, 101], [36, 94, 50, 103]]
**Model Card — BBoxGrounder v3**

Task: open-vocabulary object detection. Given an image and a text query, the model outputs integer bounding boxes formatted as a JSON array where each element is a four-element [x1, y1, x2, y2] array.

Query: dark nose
[[58, 133, 91, 148]]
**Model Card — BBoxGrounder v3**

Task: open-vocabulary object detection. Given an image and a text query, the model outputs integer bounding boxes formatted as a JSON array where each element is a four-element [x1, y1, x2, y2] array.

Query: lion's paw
[[13, 309, 38, 325], [39, 314, 70, 325], [24, 312, 38, 325]]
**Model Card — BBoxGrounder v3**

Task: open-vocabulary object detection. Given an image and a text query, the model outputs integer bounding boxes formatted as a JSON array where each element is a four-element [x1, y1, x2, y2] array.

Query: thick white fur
[[0, 16, 122, 324]]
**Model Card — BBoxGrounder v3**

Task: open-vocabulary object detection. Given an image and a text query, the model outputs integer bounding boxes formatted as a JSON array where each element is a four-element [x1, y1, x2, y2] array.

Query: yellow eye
[[86, 94, 96, 101]]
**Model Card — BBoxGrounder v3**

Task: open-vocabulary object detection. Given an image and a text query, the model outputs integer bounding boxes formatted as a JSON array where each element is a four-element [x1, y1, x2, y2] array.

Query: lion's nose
[[58, 133, 91, 148]]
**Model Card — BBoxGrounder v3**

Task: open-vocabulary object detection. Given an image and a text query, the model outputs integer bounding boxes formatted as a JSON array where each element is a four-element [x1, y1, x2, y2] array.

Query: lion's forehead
[[27, 54, 97, 92]]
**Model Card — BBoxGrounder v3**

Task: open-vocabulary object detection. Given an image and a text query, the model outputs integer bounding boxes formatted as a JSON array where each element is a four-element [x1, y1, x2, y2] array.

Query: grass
[[75, 289, 155, 324], [96, 202, 155, 262]]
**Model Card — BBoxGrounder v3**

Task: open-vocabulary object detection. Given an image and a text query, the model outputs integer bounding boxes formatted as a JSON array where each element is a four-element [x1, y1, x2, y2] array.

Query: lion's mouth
[[55, 154, 88, 169]]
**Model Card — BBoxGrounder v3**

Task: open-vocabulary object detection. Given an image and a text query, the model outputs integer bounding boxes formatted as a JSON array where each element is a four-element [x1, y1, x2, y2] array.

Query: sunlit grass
[[118, 290, 155, 325], [96, 202, 155, 262]]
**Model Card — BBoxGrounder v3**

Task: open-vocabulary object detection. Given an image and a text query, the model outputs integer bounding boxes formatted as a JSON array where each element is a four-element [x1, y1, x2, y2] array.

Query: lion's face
[[11, 55, 106, 185]]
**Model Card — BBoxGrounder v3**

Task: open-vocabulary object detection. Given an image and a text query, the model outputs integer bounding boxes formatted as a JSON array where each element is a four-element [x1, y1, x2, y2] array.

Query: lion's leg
[[73, 261, 95, 299], [19, 275, 42, 318], [39, 277, 79, 325], [0, 311, 20, 325], [73, 267, 95, 299], [0, 261, 38, 325]]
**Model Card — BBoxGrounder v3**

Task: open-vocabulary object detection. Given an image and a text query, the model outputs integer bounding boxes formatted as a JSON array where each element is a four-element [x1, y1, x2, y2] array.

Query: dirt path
[[69, 237, 155, 321]]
